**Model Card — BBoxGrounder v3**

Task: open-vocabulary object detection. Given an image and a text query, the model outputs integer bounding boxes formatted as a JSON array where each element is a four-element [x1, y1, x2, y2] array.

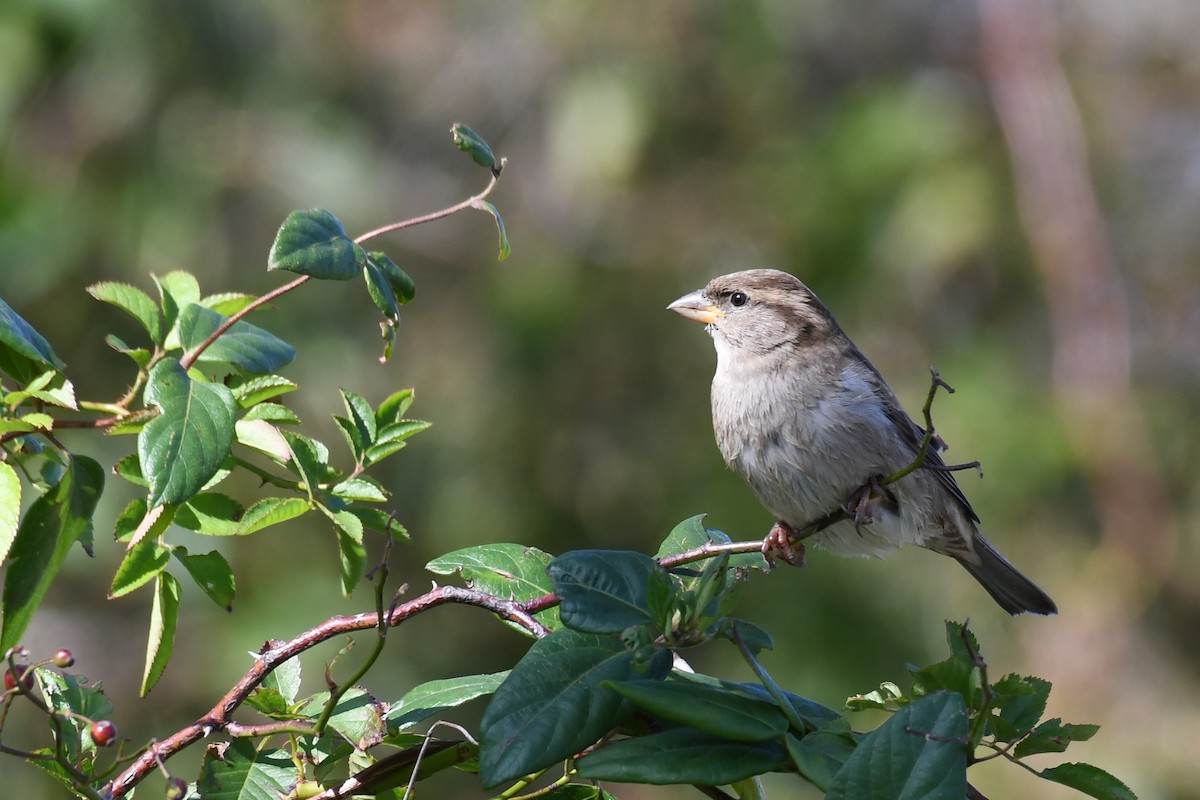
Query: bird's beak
[[668, 289, 723, 324]]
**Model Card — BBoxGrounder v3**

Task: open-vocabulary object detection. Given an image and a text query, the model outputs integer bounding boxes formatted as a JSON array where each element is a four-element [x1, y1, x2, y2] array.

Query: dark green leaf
[[992, 674, 1050, 740], [364, 419, 430, 464], [39, 671, 113, 765], [1013, 718, 1100, 759], [367, 252, 416, 304], [542, 786, 618, 800], [109, 539, 171, 598], [141, 571, 181, 695], [388, 672, 510, 731], [87, 281, 163, 344], [656, 514, 766, 570], [323, 506, 365, 594], [375, 388, 414, 425], [548, 550, 657, 634], [450, 122, 497, 169], [197, 738, 296, 800], [340, 389, 376, 449], [427, 543, 559, 633], [174, 492, 244, 536], [787, 731, 858, 792], [479, 629, 645, 788], [174, 547, 235, 610], [827, 692, 968, 800], [347, 507, 408, 540], [0, 295, 66, 372], [0, 456, 103, 652], [281, 430, 333, 499], [298, 688, 387, 750], [719, 618, 774, 654], [178, 304, 295, 374], [268, 209, 366, 280], [363, 262, 400, 322], [575, 727, 788, 785], [607, 678, 788, 741], [138, 358, 236, 507], [1040, 763, 1137, 800], [728, 680, 850, 733], [473, 199, 511, 261]]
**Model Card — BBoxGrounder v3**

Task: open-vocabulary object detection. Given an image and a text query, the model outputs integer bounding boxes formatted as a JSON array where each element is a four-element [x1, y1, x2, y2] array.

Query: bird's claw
[[845, 475, 894, 532], [761, 520, 806, 569]]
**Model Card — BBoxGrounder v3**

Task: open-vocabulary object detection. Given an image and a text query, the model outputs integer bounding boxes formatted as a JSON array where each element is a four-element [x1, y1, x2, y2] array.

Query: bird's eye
[[729, 291, 749, 307]]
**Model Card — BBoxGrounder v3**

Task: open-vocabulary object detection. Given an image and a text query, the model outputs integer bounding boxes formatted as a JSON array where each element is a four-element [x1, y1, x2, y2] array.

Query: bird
[[668, 268, 1056, 616]]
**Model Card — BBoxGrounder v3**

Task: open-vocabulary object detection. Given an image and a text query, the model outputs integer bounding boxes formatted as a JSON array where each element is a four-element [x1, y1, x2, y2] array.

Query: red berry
[[91, 720, 117, 747], [3, 664, 33, 692], [52, 648, 75, 668]]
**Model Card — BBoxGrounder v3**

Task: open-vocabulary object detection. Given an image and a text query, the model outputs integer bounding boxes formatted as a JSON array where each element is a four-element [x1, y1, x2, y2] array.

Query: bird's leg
[[761, 520, 807, 568], [844, 475, 896, 533]]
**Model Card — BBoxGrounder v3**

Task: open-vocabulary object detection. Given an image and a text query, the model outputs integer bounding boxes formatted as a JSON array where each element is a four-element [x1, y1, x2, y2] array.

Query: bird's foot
[[761, 520, 807, 569], [844, 475, 894, 532]]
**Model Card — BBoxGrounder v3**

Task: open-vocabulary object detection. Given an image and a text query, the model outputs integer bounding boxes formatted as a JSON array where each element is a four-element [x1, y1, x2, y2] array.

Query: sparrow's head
[[668, 269, 843, 356]]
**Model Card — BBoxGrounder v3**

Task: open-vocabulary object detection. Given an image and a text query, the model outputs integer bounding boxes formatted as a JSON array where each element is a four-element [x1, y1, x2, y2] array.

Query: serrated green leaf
[[363, 262, 400, 322], [153, 271, 201, 351], [388, 672, 510, 731], [249, 656, 301, 715], [174, 547, 235, 610], [827, 692, 967, 800], [991, 674, 1050, 740], [322, 505, 365, 594], [298, 688, 387, 750], [450, 122, 498, 169], [608, 678, 788, 741], [0, 456, 104, 652], [375, 388, 414, 426], [330, 476, 388, 502], [197, 737, 296, 799], [242, 403, 300, 425], [1040, 762, 1137, 800], [364, 419, 430, 464], [39, 670, 113, 765], [333, 416, 364, 462], [0, 463, 20, 566], [427, 543, 558, 634], [479, 629, 643, 788], [230, 374, 298, 407], [141, 571, 181, 695], [238, 496, 309, 535], [173, 493, 244, 536], [178, 304, 296, 375], [88, 281, 162, 344], [201, 292, 258, 316], [346, 507, 408, 540], [104, 334, 152, 367], [138, 358, 236, 507], [5, 370, 77, 410], [268, 209, 365, 280], [548, 550, 657, 634], [0, 295, 66, 374], [575, 726, 788, 785], [110, 539, 171, 598], [472, 199, 510, 261], [367, 252, 416, 305], [341, 388, 376, 446], [1013, 718, 1100, 759], [281, 430, 333, 499]]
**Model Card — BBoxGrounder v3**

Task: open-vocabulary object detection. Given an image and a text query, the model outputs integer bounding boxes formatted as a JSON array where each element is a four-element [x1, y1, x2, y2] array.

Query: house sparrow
[[669, 268, 1056, 616]]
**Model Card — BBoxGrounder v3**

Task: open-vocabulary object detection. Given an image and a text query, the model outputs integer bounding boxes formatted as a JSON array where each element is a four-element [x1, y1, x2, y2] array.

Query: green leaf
[[472, 199, 511, 261], [363, 262, 400, 322], [248, 656, 302, 715], [197, 738, 296, 800], [364, 419, 430, 464], [298, 688, 387, 750], [178, 304, 296, 375], [141, 571, 181, 695], [575, 727, 788, 785], [388, 672, 510, 731], [427, 543, 559, 633], [450, 122, 498, 169], [367, 252, 416, 305], [242, 403, 299, 425], [0, 455, 104, 652], [479, 629, 645, 788], [1013, 718, 1100, 759], [174, 547, 235, 610], [322, 506, 365, 594], [607, 678, 788, 741], [153, 270, 201, 351], [230, 374, 298, 407], [541, 786, 618, 800], [0, 295, 66, 373], [138, 358, 237, 507], [991, 674, 1050, 740], [0, 462, 20, 566], [110, 539, 171, 598], [39, 671, 113, 765], [1040, 763, 1137, 800], [201, 292, 258, 316], [105, 334, 152, 368], [235, 419, 292, 462], [174, 492, 244, 536], [827, 692, 968, 800], [4, 370, 77, 410], [787, 731, 858, 792], [281, 430, 333, 499], [375, 388, 414, 425], [548, 550, 657, 634], [268, 209, 366, 280], [238, 496, 309, 535], [723, 679, 850, 733], [347, 507, 408, 541], [330, 476, 388, 502], [340, 388, 376, 450], [87, 281, 162, 344]]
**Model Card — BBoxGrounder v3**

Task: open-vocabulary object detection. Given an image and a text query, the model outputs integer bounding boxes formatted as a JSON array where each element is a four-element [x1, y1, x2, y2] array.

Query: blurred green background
[[1, 1, 1197, 798]]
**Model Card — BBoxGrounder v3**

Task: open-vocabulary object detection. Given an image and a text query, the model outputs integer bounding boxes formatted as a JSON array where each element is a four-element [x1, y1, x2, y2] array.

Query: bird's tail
[[958, 536, 1058, 616]]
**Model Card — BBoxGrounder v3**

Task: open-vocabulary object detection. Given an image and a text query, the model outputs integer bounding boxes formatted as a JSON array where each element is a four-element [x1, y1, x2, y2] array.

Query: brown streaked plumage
[[669, 268, 1056, 616]]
